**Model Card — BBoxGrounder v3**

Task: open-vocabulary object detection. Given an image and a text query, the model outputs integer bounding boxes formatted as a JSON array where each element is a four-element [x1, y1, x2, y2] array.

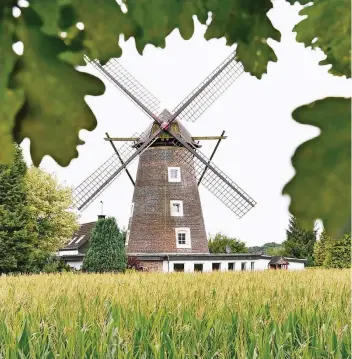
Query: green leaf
[[293, 0, 351, 78], [12, 8, 105, 166], [30, 0, 61, 35], [126, 0, 206, 53], [68, 0, 135, 64], [283, 97, 351, 237], [0, 12, 24, 164], [203, 0, 280, 78]]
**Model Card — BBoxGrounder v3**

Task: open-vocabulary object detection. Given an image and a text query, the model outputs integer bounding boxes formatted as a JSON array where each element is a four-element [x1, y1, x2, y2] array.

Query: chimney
[[98, 201, 105, 220]]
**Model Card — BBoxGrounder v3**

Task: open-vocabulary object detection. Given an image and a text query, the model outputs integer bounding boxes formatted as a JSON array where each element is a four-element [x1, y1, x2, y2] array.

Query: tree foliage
[[314, 231, 351, 268], [0, 0, 350, 236], [313, 230, 329, 267], [282, 216, 316, 266], [208, 233, 248, 254], [25, 166, 79, 253], [83, 217, 126, 273], [0, 145, 36, 273], [248, 242, 283, 255], [283, 98, 351, 237]]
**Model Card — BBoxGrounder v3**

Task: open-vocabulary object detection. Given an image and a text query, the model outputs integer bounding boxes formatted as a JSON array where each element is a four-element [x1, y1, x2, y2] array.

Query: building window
[[251, 262, 255, 271], [228, 263, 235, 271], [173, 263, 184, 272], [170, 200, 183, 216], [168, 167, 181, 182], [194, 263, 203, 272], [175, 228, 191, 248], [212, 263, 221, 271], [241, 262, 246, 271]]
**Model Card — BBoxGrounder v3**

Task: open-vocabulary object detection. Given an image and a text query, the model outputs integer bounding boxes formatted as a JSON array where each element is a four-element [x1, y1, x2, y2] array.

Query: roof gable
[[268, 256, 289, 265], [61, 222, 96, 250]]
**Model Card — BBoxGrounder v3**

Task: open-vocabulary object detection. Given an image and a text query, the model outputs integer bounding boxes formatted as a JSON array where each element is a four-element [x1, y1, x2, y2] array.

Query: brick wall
[[127, 146, 209, 254], [139, 260, 163, 272]]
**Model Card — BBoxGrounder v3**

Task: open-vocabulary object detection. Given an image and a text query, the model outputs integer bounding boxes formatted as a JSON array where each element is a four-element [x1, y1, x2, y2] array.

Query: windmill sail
[[172, 51, 244, 123], [85, 56, 161, 119], [172, 141, 256, 217]]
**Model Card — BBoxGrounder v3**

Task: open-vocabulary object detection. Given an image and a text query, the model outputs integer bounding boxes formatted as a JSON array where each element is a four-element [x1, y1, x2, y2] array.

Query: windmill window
[[170, 200, 183, 216], [175, 228, 191, 248], [168, 167, 181, 182]]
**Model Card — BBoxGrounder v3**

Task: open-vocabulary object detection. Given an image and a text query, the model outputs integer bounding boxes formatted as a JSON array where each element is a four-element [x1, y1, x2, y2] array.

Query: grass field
[[0, 269, 350, 358]]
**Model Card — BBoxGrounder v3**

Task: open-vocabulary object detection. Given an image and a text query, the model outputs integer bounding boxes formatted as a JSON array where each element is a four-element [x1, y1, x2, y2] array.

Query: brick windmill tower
[[71, 52, 256, 255]]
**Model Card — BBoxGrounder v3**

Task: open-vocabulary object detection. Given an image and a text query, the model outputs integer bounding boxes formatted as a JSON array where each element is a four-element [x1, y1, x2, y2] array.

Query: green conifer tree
[[0, 145, 36, 273], [282, 216, 317, 266], [314, 230, 329, 266], [82, 217, 126, 273]]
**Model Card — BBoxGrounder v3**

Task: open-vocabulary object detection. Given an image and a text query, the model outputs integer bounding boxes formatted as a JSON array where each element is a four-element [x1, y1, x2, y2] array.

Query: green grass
[[0, 269, 350, 358]]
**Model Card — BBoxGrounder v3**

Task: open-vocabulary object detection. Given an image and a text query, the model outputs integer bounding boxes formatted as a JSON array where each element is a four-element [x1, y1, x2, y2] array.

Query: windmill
[[72, 51, 256, 254]]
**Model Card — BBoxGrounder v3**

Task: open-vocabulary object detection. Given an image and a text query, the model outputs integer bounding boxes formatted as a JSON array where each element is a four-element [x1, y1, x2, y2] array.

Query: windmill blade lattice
[[172, 52, 243, 123], [170, 138, 256, 217], [85, 56, 161, 118], [72, 125, 155, 211]]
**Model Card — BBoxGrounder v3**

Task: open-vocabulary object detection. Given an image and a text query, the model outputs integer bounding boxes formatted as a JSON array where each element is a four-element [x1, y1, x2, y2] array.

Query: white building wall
[[66, 260, 83, 270], [164, 259, 270, 273], [163, 258, 304, 272], [287, 260, 305, 270], [58, 250, 79, 256]]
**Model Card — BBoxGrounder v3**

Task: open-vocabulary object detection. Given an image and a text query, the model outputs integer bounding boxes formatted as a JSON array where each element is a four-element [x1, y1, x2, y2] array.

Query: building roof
[[133, 110, 199, 148], [61, 221, 96, 250], [268, 256, 289, 265]]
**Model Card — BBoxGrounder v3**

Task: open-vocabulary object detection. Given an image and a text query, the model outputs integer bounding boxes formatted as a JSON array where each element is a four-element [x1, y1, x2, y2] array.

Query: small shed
[[268, 256, 289, 270]]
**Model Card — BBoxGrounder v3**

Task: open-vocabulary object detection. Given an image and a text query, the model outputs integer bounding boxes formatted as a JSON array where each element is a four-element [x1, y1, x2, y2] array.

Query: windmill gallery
[[58, 52, 306, 272]]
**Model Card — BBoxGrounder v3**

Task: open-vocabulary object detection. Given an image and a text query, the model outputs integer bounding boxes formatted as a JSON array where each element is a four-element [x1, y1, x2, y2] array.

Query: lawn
[[0, 269, 350, 358]]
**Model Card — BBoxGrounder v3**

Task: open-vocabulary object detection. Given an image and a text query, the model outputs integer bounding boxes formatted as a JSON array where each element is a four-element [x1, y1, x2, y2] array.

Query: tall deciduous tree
[[25, 166, 79, 253], [282, 216, 317, 266], [82, 217, 126, 273], [0, 145, 36, 273], [208, 233, 248, 254]]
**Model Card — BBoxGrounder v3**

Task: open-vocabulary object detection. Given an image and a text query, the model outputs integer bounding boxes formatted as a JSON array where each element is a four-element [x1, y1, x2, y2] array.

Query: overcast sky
[[22, 0, 350, 246]]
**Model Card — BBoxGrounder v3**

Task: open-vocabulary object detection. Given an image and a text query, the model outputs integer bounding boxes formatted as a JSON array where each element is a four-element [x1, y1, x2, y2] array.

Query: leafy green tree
[[313, 230, 329, 267], [266, 246, 285, 256], [83, 217, 126, 273], [208, 233, 248, 254], [25, 166, 79, 253], [282, 216, 316, 266], [323, 234, 351, 269], [0, 145, 36, 273], [0, 0, 350, 237], [248, 242, 284, 255], [314, 232, 351, 269]]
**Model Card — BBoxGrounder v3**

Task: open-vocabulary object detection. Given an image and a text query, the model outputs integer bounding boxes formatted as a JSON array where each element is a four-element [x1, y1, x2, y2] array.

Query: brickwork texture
[[127, 147, 209, 254]]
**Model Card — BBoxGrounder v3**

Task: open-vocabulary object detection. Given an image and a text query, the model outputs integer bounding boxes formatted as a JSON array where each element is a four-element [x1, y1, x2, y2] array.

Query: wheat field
[[0, 269, 350, 358]]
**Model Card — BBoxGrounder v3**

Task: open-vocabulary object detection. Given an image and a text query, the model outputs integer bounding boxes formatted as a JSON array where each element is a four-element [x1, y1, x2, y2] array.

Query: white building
[[59, 244, 306, 272]]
